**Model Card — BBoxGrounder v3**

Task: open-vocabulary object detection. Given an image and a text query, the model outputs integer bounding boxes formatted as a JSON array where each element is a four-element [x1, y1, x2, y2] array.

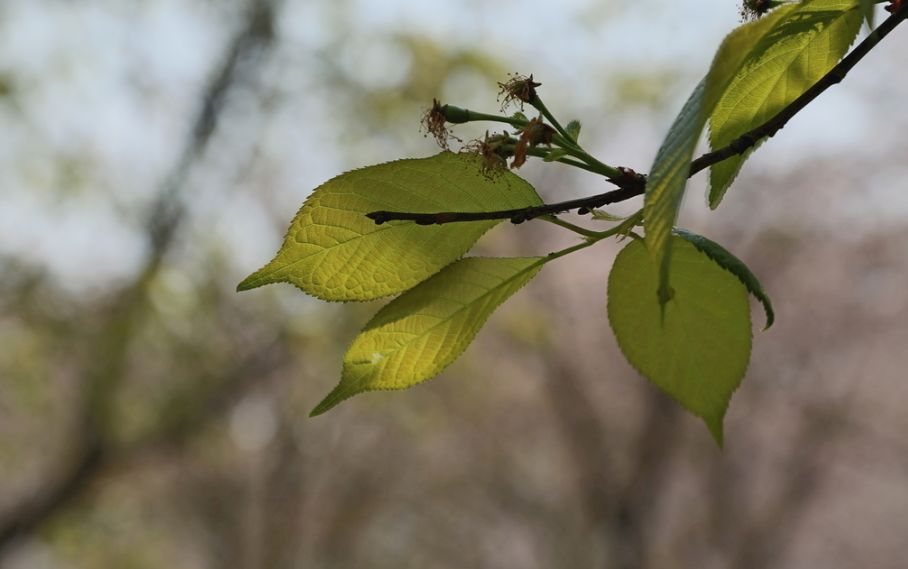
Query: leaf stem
[[532, 96, 624, 178], [460, 109, 527, 128], [555, 143, 623, 178], [523, 148, 607, 175], [531, 96, 575, 145], [540, 215, 602, 238], [541, 208, 643, 262]]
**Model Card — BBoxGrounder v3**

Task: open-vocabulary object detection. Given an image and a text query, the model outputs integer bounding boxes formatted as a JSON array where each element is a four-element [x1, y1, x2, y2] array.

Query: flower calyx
[[498, 73, 541, 110], [463, 132, 513, 178], [512, 117, 556, 169], [421, 99, 468, 149]]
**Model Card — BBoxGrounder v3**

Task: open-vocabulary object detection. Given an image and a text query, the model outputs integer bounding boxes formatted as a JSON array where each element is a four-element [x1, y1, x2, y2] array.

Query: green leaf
[[237, 152, 542, 301], [860, 0, 875, 31], [674, 229, 775, 329], [644, 4, 798, 305], [708, 0, 862, 207], [565, 119, 582, 142], [590, 208, 629, 222], [310, 257, 544, 416], [607, 236, 752, 445], [544, 148, 570, 162]]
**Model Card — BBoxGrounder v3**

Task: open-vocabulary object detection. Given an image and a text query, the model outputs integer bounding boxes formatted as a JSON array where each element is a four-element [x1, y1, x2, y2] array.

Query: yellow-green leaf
[[674, 229, 775, 329], [311, 257, 544, 416], [237, 152, 542, 301], [708, 0, 862, 207], [644, 3, 798, 304], [607, 237, 752, 445]]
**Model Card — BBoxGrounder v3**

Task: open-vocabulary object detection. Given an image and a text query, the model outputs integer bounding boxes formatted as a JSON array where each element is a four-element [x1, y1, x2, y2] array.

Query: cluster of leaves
[[240, 0, 881, 444]]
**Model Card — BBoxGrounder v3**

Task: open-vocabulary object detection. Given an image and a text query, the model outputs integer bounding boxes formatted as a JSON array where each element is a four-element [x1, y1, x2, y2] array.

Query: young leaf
[[590, 208, 629, 222], [644, 4, 798, 305], [237, 152, 542, 301], [565, 119, 582, 142], [674, 229, 774, 329], [708, 0, 863, 207], [607, 237, 752, 445], [310, 257, 545, 416], [544, 148, 570, 162]]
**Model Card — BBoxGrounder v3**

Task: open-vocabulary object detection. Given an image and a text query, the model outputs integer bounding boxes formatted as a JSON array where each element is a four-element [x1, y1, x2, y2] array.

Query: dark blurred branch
[[368, 3, 908, 227], [0, 436, 106, 549], [612, 390, 682, 569], [0, 337, 289, 551], [729, 403, 847, 569], [0, 0, 278, 555], [125, 338, 290, 460]]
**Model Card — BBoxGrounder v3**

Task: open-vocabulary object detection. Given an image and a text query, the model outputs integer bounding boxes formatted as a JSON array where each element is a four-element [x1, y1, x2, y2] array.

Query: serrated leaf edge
[[607, 238, 754, 446], [674, 228, 775, 329], [310, 256, 546, 416]]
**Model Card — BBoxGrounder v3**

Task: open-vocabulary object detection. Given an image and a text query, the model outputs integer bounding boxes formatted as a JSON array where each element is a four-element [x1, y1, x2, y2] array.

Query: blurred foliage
[[1, 1, 907, 568]]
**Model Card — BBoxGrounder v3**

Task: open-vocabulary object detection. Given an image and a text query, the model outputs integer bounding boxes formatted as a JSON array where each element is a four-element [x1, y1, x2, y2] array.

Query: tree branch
[[368, 178, 645, 225], [369, 3, 908, 226], [0, 0, 278, 556]]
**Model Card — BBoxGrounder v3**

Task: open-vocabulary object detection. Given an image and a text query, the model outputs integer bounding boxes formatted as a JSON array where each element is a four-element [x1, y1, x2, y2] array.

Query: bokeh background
[[2, 0, 907, 567]]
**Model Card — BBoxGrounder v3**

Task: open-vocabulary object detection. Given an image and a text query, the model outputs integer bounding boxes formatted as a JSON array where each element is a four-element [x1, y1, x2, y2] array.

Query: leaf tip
[[308, 400, 333, 418], [309, 382, 361, 417], [761, 305, 775, 331], [705, 415, 725, 448], [236, 259, 284, 292], [236, 273, 260, 292], [707, 185, 725, 210]]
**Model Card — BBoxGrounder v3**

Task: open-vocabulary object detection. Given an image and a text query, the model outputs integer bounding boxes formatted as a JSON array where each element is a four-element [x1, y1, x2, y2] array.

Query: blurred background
[[1, 0, 907, 567]]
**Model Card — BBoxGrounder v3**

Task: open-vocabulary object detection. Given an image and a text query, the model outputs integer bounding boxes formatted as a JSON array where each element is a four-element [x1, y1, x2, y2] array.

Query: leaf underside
[[238, 152, 542, 301], [607, 237, 752, 445], [674, 228, 775, 329], [643, 3, 800, 304]]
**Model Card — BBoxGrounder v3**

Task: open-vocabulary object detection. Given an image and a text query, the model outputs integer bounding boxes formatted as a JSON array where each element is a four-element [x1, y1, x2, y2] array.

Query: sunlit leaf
[[674, 229, 775, 329], [238, 152, 542, 301], [708, 0, 862, 207], [644, 4, 797, 305], [310, 257, 544, 415], [607, 237, 752, 445]]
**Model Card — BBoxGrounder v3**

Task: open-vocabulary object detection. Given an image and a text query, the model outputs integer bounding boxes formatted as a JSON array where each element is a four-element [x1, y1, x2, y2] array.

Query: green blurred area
[[2, 0, 908, 568]]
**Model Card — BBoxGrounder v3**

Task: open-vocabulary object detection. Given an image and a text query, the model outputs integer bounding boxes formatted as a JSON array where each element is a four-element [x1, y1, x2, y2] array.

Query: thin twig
[[369, 4, 908, 226], [367, 182, 644, 225]]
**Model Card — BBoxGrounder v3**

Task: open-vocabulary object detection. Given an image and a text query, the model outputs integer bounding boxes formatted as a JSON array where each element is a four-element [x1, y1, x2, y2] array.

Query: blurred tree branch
[[0, 0, 279, 555]]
